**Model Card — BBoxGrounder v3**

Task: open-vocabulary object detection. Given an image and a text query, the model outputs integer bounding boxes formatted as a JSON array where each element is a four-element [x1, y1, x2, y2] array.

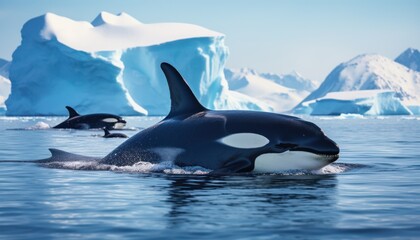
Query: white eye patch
[[218, 133, 269, 149], [102, 118, 118, 123]]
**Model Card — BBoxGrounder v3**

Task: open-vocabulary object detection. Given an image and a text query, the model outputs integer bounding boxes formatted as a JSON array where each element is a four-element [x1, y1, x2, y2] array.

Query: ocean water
[[0, 115, 419, 239]]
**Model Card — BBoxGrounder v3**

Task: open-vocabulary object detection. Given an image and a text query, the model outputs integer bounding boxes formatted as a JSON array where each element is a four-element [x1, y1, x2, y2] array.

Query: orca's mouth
[[315, 153, 339, 163], [289, 145, 339, 157], [275, 143, 339, 156], [285, 149, 339, 163], [113, 122, 126, 129]]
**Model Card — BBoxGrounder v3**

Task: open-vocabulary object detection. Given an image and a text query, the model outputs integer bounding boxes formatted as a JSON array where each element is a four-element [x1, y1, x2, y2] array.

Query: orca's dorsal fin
[[49, 148, 71, 158], [103, 128, 110, 137], [160, 62, 206, 119], [65, 106, 80, 118]]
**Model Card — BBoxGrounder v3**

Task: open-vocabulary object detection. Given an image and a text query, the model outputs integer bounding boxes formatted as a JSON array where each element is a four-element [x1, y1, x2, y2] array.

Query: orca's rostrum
[[38, 63, 340, 174]]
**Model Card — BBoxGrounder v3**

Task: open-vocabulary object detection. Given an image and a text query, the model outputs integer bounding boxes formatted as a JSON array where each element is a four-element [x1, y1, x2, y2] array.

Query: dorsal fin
[[49, 148, 72, 158], [103, 128, 110, 137], [65, 106, 80, 118], [160, 62, 206, 119], [36, 148, 100, 163]]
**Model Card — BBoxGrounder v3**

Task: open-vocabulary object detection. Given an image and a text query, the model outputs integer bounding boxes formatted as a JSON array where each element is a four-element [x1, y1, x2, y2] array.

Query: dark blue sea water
[[1, 116, 420, 239]]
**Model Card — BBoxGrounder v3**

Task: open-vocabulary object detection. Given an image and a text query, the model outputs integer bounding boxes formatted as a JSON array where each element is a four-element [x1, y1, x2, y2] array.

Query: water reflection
[[161, 174, 338, 230]]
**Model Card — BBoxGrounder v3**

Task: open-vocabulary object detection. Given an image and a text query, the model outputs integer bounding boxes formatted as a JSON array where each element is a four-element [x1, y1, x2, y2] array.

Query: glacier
[[5, 12, 268, 116], [224, 68, 316, 112], [293, 53, 420, 115]]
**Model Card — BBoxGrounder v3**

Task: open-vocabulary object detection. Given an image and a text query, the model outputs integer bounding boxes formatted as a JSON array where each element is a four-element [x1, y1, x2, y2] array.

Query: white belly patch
[[254, 151, 331, 173]]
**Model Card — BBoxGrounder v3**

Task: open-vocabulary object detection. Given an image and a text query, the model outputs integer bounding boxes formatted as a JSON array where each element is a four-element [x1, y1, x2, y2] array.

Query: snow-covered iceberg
[[0, 59, 11, 114], [5, 12, 268, 116], [224, 68, 316, 112], [293, 53, 420, 115], [307, 90, 412, 116]]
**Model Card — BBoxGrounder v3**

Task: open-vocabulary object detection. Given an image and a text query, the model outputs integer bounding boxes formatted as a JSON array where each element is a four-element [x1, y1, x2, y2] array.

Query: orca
[[53, 106, 126, 130], [102, 128, 128, 138], [34, 62, 339, 174]]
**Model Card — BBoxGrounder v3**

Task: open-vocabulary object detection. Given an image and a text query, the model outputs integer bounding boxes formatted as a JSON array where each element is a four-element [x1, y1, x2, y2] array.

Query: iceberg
[[0, 76, 10, 114], [0, 59, 11, 114], [308, 90, 412, 116], [6, 12, 267, 116], [294, 53, 420, 115], [0, 59, 8, 68]]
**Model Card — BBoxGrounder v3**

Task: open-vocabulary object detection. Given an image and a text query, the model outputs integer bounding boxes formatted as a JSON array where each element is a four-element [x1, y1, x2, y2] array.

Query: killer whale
[[35, 62, 339, 174], [53, 106, 126, 130], [102, 128, 128, 138]]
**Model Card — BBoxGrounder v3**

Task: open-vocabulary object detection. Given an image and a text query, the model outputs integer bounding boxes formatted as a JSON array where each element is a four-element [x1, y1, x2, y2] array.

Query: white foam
[[313, 163, 354, 174], [25, 121, 51, 130], [43, 160, 211, 175], [41, 160, 359, 176]]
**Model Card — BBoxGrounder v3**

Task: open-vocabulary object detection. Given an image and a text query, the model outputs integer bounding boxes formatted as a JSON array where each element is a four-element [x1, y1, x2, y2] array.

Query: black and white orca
[[53, 106, 126, 130], [35, 62, 339, 174], [102, 128, 128, 138]]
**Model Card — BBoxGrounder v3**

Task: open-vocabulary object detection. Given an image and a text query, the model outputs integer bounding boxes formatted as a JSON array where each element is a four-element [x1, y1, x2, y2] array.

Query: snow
[[395, 48, 420, 72], [224, 68, 314, 112], [308, 90, 412, 116], [0, 76, 10, 112], [0, 60, 11, 113], [294, 53, 420, 115], [6, 12, 267, 116], [37, 12, 222, 52], [260, 70, 317, 92]]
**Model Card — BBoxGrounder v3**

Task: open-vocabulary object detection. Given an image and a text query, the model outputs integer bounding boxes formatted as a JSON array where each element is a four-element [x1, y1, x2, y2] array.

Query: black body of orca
[[37, 63, 339, 174], [53, 106, 126, 130], [103, 128, 128, 138]]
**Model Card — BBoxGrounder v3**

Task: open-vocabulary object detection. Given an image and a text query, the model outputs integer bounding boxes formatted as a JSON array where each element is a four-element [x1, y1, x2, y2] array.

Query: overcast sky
[[0, 0, 419, 82]]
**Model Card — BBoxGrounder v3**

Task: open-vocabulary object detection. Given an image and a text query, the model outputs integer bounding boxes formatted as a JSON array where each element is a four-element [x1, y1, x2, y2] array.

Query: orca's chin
[[113, 122, 126, 129], [316, 153, 339, 163], [253, 151, 339, 173]]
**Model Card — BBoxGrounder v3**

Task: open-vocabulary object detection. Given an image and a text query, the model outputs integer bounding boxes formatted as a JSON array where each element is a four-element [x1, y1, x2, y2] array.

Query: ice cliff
[[224, 68, 316, 112], [5, 12, 267, 116], [293, 53, 420, 115], [306, 90, 412, 116], [0, 59, 11, 113]]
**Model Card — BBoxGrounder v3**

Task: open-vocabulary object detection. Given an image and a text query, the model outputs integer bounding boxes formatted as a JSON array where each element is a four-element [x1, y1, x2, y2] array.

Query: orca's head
[[102, 116, 127, 129], [253, 117, 340, 172], [113, 117, 127, 129]]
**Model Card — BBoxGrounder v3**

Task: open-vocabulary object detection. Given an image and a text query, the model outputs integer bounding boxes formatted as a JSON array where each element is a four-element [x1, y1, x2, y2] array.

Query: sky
[[0, 0, 419, 82]]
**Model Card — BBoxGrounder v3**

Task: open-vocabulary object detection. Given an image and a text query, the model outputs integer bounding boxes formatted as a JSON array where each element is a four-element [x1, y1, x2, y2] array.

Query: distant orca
[[103, 128, 128, 138], [35, 63, 339, 174], [53, 106, 126, 130]]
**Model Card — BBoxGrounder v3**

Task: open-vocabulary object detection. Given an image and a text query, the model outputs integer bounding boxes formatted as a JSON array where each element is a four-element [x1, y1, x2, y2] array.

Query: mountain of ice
[[0, 59, 8, 68], [5, 12, 268, 116], [395, 48, 420, 72], [0, 59, 11, 113], [293, 53, 420, 115], [260, 71, 317, 92], [306, 90, 412, 116], [224, 68, 315, 112]]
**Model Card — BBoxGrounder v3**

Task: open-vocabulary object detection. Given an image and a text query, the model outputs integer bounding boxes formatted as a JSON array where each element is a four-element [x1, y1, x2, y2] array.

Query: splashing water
[[25, 121, 51, 130], [40, 160, 359, 176]]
